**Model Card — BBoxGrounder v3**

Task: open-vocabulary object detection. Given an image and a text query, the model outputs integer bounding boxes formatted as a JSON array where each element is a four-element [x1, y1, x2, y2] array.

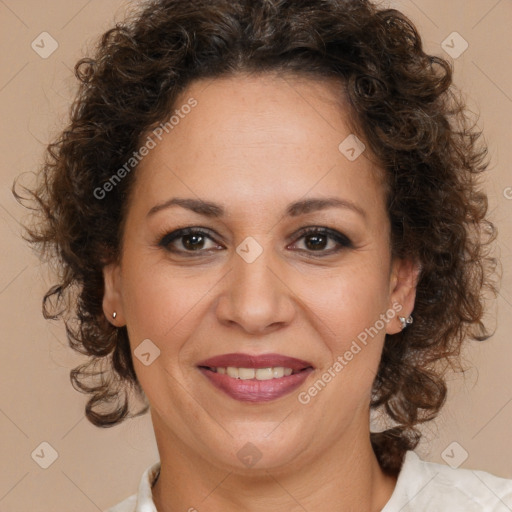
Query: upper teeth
[[215, 367, 294, 380]]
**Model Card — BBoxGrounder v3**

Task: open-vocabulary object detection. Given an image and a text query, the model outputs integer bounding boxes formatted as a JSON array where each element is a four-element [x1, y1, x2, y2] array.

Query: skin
[[103, 72, 420, 512]]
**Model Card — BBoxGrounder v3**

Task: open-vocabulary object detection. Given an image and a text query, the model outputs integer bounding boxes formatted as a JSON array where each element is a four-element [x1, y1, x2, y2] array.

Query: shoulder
[[383, 450, 512, 512], [103, 461, 161, 512]]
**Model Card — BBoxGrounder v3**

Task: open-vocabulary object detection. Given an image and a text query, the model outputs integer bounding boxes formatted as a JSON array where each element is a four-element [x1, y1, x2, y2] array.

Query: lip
[[197, 353, 314, 403], [197, 353, 314, 371]]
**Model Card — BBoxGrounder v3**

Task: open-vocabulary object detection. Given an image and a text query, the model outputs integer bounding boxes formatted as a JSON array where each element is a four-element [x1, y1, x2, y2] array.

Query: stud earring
[[398, 315, 413, 330], [112, 312, 117, 319]]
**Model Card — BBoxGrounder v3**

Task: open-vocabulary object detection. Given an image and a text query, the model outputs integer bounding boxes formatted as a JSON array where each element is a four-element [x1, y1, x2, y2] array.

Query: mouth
[[201, 366, 303, 379], [197, 353, 314, 402]]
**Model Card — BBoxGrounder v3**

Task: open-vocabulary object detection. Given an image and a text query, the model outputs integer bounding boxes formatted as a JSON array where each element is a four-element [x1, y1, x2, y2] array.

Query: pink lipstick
[[197, 353, 314, 402]]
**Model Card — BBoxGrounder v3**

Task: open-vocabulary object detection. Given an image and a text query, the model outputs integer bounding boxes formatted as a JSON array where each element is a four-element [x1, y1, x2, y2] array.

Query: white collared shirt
[[104, 450, 512, 511]]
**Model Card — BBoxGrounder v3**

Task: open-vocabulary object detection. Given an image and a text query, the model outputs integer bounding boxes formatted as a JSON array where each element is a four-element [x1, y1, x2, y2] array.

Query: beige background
[[0, 0, 511, 510]]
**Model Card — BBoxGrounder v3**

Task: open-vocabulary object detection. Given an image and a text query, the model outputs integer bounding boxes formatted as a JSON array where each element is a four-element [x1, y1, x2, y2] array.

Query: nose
[[215, 242, 295, 335]]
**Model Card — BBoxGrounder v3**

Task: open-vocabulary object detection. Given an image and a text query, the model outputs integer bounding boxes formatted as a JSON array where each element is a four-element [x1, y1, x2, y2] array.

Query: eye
[[158, 226, 353, 257], [288, 226, 353, 256], [158, 227, 222, 254]]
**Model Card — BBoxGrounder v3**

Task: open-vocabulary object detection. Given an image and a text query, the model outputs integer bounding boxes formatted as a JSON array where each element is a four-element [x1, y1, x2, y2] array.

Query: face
[[103, 73, 418, 473]]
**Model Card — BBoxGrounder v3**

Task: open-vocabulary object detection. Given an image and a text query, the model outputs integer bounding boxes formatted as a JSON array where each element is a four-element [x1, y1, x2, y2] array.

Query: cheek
[[121, 257, 217, 345], [304, 260, 390, 340]]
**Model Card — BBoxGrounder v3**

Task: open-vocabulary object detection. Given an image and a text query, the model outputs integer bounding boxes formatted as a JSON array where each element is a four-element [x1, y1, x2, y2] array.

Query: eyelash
[[157, 226, 353, 257]]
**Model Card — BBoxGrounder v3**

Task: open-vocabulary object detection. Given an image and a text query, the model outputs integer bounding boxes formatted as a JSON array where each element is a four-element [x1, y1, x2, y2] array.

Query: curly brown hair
[[15, 0, 498, 474]]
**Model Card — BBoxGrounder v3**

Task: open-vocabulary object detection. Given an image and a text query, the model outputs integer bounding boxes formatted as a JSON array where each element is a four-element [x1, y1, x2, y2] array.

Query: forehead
[[129, 72, 387, 223]]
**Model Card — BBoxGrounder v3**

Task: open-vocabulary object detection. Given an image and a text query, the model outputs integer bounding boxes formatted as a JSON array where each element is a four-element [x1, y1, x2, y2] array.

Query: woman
[[16, 0, 512, 510]]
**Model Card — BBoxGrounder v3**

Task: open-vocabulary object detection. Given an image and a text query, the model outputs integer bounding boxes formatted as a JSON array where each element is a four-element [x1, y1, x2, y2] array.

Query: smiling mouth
[[196, 353, 314, 402], [198, 365, 314, 403], [199, 366, 311, 380]]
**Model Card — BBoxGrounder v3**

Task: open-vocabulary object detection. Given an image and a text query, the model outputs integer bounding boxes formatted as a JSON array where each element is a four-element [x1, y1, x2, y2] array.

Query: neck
[[151, 417, 398, 512]]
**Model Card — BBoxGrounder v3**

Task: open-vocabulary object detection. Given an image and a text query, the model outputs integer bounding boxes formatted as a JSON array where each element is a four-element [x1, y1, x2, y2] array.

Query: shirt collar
[[134, 460, 160, 512], [133, 451, 421, 511]]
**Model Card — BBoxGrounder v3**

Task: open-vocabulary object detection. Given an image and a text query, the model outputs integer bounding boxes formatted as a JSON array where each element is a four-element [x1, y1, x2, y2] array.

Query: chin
[[211, 425, 313, 473]]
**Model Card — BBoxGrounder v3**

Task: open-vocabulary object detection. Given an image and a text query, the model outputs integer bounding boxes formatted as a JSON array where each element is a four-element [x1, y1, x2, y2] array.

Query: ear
[[102, 263, 125, 326], [386, 257, 421, 335]]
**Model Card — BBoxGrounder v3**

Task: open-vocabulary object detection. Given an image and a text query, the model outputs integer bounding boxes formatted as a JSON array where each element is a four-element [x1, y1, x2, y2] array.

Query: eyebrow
[[147, 196, 367, 219]]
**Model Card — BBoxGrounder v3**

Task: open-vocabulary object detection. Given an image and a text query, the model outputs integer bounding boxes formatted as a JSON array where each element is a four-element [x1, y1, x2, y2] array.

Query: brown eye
[[289, 227, 353, 256], [303, 233, 329, 251], [158, 226, 353, 257], [159, 228, 222, 254], [181, 233, 207, 250]]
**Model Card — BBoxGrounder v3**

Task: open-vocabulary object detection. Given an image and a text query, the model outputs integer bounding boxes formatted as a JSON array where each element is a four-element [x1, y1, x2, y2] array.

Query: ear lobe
[[102, 263, 125, 325], [386, 257, 421, 335]]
